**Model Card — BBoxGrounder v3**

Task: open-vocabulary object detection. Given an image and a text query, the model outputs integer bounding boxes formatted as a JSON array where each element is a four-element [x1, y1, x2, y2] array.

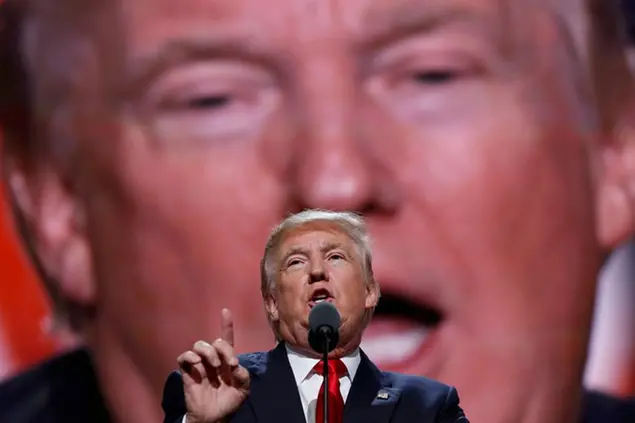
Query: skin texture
[[4, 0, 635, 423]]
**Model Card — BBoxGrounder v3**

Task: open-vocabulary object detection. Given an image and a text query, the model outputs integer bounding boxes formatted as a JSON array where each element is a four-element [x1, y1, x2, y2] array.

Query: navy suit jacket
[[161, 342, 468, 423]]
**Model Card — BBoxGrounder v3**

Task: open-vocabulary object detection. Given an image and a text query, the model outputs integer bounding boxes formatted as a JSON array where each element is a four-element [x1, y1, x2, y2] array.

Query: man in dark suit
[[162, 210, 467, 423]]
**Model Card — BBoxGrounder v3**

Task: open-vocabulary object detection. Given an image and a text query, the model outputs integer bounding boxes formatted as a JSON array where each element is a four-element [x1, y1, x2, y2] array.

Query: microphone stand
[[321, 328, 329, 423]]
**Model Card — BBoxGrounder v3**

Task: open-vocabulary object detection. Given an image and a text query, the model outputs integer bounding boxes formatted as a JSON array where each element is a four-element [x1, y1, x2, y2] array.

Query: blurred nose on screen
[[286, 64, 393, 214]]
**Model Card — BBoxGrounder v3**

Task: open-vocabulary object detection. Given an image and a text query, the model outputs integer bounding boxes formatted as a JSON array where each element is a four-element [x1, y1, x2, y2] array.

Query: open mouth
[[361, 291, 444, 371], [308, 288, 334, 308]]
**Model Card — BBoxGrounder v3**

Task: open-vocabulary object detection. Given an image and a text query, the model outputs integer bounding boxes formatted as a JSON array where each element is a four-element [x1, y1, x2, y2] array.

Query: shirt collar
[[285, 344, 361, 386]]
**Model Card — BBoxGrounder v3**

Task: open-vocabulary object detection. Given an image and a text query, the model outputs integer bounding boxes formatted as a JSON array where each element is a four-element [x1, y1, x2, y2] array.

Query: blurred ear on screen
[[0, 137, 57, 381]]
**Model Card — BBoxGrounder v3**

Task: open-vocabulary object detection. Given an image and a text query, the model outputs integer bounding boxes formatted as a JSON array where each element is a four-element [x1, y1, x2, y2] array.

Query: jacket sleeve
[[161, 371, 188, 423], [437, 386, 470, 423]]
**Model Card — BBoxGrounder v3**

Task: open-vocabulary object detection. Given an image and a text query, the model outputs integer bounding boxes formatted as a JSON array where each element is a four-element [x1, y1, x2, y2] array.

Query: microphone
[[308, 302, 340, 423], [308, 302, 341, 353]]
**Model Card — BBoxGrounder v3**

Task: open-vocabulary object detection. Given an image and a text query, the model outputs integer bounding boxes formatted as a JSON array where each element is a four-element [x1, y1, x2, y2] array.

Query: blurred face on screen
[[8, 0, 635, 422]]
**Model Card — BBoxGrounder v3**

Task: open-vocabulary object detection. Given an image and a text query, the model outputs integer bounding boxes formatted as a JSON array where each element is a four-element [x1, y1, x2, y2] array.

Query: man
[[0, 0, 634, 422], [162, 210, 468, 423]]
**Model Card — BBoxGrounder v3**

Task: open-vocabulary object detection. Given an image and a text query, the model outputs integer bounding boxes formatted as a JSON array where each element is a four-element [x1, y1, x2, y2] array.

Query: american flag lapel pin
[[376, 391, 389, 400]]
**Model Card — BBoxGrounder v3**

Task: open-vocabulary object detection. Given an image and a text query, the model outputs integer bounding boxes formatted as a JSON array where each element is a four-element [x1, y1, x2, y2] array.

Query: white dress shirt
[[182, 346, 361, 423], [286, 345, 361, 423]]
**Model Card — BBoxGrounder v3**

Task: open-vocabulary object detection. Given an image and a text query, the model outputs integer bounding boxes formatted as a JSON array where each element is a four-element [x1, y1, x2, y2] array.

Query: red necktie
[[313, 359, 348, 423]]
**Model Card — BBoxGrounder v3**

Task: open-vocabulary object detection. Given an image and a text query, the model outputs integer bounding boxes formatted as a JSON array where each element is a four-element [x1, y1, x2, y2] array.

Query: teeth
[[314, 298, 326, 303], [361, 328, 429, 365]]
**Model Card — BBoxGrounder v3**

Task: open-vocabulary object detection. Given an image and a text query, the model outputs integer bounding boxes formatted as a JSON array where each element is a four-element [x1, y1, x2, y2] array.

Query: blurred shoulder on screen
[[0, 348, 111, 423]]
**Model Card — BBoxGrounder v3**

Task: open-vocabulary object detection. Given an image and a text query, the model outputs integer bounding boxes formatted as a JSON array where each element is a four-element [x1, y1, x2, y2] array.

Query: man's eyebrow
[[280, 246, 309, 265], [121, 35, 279, 101], [359, 2, 502, 46], [319, 241, 345, 254]]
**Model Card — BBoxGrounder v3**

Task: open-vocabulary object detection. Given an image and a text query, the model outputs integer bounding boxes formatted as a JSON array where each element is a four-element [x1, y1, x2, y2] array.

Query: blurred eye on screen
[[142, 61, 280, 146], [366, 35, 488, 120], [411, 69, 461, 84]]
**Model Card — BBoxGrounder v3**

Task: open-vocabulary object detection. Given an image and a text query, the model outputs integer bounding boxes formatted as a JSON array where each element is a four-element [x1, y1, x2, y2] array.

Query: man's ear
[[365, 279, 380, 309], [264, 293, 279, 323], [595, 92, 635, 249], [5, 158, 95, 309]]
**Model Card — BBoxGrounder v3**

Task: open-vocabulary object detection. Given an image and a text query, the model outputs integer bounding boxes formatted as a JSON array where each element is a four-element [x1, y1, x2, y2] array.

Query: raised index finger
[[221, 308, 234, 347]]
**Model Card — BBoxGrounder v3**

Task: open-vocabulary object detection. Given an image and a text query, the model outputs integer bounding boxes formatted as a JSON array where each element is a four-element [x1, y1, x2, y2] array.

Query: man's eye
[[288, 259, 303, 267], [186, 95, 232, 109], [328, 254, 344, 261], [162, 94, 232, 111], [412, 70, 458, 84]]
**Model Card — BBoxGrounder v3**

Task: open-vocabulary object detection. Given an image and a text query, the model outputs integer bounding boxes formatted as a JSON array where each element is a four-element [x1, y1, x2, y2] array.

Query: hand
[[177, 309, 250, 423]]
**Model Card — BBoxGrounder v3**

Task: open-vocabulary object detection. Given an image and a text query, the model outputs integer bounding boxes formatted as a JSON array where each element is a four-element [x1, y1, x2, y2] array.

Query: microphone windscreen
[[308, 302, 341, 333]]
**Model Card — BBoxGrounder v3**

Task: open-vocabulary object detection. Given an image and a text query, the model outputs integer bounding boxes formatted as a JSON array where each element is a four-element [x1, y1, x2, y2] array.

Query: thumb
[[231, 365, 250, 389]]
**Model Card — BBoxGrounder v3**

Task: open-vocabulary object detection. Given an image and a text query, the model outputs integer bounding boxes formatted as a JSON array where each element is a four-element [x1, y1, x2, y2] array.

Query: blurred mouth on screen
[[361, 291, 443, 371]]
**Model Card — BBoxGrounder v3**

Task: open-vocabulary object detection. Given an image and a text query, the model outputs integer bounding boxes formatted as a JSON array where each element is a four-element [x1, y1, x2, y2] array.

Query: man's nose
[[309, 263, 328, 284], [288, 60, 391, 213], [292, 136, 375, 212]]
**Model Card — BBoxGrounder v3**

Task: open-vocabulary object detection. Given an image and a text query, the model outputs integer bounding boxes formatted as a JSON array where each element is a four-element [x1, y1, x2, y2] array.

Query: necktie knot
[[313, 359, 347, 378]]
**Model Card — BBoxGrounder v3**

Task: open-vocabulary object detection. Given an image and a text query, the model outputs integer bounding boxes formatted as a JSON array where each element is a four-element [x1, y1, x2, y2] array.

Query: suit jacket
[[0, 347, 633, 423], [0, 348, 111, 423], [162, 342, 467, 423], [581, 391, 635, 423]]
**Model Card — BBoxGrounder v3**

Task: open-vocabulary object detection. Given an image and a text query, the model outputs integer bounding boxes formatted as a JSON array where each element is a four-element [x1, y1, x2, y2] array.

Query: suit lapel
[[343, 350, 401, 423], [246, 342, 307, 423]]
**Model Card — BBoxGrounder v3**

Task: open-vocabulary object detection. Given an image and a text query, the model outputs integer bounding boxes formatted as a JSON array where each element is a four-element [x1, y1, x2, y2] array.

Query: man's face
[[36, 0, 630, 421], [266, 221, 377, 355]]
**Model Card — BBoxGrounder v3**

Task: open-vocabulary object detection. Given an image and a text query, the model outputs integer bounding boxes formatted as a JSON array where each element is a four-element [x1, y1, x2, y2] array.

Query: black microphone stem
[[309, 303, 341, 423], [322, 330, 329, 423]]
